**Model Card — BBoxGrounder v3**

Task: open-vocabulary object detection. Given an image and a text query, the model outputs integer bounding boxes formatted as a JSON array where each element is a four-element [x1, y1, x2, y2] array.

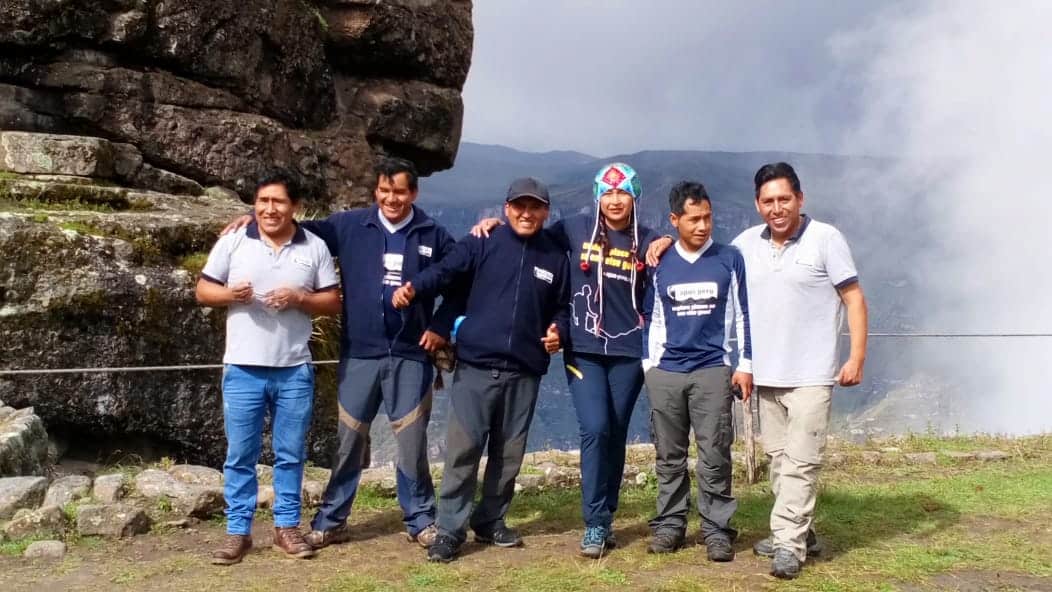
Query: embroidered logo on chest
[[418, 245, 433, 257], [534, 266, 554, 284]]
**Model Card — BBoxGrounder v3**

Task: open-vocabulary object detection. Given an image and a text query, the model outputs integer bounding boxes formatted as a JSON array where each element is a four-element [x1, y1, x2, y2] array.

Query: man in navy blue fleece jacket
[[221, 158, 465, 549], [392, 177, 570, 562]]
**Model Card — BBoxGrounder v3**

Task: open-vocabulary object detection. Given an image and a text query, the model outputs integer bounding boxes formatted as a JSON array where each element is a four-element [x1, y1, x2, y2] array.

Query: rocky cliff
[[0, 0, 473, 466]]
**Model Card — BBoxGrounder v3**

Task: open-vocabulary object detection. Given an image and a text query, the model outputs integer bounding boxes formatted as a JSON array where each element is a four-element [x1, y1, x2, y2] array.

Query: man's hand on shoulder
[[646, 235, 674, 267], [220, 214, 253, 236], [470, 217, 502, 238]]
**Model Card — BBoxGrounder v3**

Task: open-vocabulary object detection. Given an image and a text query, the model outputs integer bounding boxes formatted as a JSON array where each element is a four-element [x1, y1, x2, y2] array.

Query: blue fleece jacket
[[304, 205, 463, 362], [408, 224, 571, 376]]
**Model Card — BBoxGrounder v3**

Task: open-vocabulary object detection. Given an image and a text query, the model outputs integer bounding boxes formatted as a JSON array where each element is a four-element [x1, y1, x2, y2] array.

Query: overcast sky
[[461, 1, 904, 157]]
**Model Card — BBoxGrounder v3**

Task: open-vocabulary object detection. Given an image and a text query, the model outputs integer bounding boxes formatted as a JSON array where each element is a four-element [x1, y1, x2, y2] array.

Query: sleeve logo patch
[[418, 245, 433, 257], [534, 266, 554, 284]]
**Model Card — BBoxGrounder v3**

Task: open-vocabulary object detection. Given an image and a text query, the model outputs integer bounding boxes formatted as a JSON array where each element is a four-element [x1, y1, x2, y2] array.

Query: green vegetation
[[1, 436, 1049, 591], [177, 251, 210, 276], [58, 220, 106, 235], [0, 535, 44, 556]]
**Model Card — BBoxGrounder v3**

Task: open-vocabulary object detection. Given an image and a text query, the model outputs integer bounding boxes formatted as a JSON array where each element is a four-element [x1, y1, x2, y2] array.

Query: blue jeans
[[565, 352, 644, 528], [222, 363, 315, 535]]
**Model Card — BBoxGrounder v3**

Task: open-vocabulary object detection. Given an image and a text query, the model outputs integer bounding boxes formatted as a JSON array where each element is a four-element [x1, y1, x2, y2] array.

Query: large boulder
[[92, 473, 128, 503], [0, 476, 47, 518], [0, 0, 472, 204], [0, 403, 49, 477], [3, 504, 66, 539], [76, 503, 150, 538], [42, 474, 92, 507], [0, 0, 472, 467], [0, 183, 244, 465]]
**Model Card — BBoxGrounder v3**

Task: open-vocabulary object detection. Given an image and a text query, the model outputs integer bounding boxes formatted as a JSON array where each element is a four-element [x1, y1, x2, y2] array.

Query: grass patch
[[58, 220, 105, 235], [177, 251, 210, 276], [0, 536, 44, 556], [319, 574, 397, 592]]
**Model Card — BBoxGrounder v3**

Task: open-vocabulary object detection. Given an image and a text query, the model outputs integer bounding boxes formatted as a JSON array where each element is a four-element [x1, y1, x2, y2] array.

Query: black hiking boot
[[427, 534, 461, 563], [646, 530, 685, 554], [475, 524, 523, 548]]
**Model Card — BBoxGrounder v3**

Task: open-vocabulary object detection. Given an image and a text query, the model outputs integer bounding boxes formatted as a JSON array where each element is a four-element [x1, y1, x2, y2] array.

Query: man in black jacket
[[393, 177, 571, 563]]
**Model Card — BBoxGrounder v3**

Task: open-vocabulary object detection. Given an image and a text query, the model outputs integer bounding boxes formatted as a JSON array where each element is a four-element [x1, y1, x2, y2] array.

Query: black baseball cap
[[505, 177, 551, 205]]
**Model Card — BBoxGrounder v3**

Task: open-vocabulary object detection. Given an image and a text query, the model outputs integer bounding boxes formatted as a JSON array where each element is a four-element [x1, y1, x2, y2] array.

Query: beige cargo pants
[[757, 385, 832, 561]]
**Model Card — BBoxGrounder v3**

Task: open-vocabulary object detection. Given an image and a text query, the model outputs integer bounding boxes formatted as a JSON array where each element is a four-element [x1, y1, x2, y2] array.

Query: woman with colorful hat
[[471, 163, 662, 558]]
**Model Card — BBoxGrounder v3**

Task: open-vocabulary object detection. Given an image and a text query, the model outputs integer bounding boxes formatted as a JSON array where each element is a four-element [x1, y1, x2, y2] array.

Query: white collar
[[380, 208, 414, 234], [674, 238, 713, 264]]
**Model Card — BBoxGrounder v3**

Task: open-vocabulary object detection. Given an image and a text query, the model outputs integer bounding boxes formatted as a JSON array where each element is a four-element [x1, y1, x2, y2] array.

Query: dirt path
[[4, 509, 1049, 592]]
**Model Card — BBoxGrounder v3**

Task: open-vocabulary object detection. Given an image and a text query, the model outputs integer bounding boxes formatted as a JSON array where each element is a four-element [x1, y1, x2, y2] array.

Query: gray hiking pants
[[435, 362, 540, 544], [645, 365, 738, 540]]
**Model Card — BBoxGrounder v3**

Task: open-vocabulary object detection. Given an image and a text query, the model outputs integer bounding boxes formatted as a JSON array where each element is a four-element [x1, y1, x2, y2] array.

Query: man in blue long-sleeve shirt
[[393, 177, 571, 563], [642, 181, 752, 562]]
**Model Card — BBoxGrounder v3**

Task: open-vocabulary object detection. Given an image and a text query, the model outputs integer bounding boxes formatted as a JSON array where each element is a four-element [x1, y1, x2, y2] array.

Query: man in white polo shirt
[[196, 169, 340, 565], [733, 162, 868, 579]]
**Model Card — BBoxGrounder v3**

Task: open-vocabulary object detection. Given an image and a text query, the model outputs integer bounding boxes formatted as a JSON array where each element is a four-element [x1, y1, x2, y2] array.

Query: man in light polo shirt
[[197, 169, 341, 565], [733, 162, 868, 579]]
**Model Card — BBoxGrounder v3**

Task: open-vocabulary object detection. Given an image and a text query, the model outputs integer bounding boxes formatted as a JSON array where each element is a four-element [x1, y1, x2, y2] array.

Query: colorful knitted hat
[[593, 163, 642, 202]]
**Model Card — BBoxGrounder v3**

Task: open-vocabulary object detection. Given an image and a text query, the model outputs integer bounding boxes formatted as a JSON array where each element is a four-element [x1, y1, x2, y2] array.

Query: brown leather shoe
[[405, 523, 438, 548], [273, 526, 317, 559], [211, 534, 252, 565], [304, 523, 352, 549]]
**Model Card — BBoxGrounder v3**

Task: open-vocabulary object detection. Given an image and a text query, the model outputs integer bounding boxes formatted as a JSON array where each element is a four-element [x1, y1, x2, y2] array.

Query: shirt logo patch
[[418, 245, 433, 257], [383, 253, 404, 286], [534, 266, 554, 284], [667, 282, 718, 301], [293, 256, 313, 269]]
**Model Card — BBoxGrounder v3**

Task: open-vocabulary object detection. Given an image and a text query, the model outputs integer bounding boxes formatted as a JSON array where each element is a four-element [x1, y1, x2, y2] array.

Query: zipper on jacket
[[507, 239, 527, 355]]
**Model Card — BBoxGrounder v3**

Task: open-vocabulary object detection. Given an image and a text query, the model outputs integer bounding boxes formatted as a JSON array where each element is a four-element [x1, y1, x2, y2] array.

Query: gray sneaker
[[753, 529, 821, 558], [771, 548, 802, 579]]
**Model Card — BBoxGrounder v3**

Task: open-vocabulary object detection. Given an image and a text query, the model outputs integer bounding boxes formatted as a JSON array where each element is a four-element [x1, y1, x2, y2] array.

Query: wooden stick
[[742, 396, 757, 484]]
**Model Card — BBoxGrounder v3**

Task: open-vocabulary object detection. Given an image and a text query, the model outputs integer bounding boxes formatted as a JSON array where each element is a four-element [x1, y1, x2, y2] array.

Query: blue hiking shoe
[[579, 526, 609, 559]]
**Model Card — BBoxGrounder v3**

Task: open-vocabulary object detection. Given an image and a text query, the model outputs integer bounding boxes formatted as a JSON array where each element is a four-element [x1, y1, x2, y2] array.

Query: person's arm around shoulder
[[825, 228, 868, 386], [423, 226, 464, 352], [298, 213, 345, 257], [728, 246, 753, 401], [645, 232, 675, 267], [393, 234, 482, 309], [542, 252, 571, 353], [195, 234, 252, 307]]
